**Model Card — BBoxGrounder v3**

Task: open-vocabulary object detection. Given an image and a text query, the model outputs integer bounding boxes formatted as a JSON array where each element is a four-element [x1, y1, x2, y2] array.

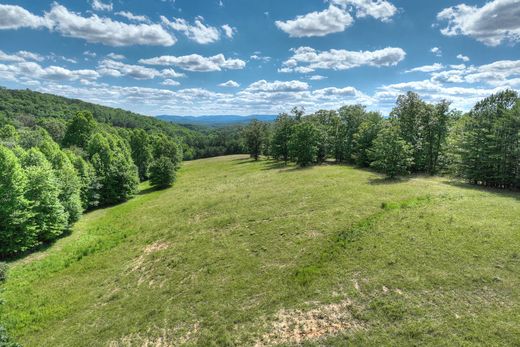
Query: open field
[[2, 155, 520, 346]]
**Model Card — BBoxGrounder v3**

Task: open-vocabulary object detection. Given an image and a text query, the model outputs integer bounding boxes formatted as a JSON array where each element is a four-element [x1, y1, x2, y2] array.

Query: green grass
[[1, 155, 520, 346]]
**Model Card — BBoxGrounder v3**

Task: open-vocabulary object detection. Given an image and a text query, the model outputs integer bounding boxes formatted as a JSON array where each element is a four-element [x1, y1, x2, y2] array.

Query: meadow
[[2, 155, 520, 346]]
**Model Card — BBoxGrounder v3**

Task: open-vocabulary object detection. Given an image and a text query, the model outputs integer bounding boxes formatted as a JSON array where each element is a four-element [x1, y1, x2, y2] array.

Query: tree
[[150, 156, 177, 188], [130, 129, 153, 181], [0, 145, 35, 257], [244, 120, 267, 160], [458, 90, 519, 188], [39, 138, 83, 225], [370, 124, 414, 178], [66, 150, 100, 209], [0, 124, 19, 147], [352, 112, 383, 167], [337, 105, 368, 162], [289, 122, 320, 167], [62, 111, 97, 148], [88, 132, 139, 205], [151, 133, 182, 169], [271, 113, 295, 163], [21, 148, 68, 242]]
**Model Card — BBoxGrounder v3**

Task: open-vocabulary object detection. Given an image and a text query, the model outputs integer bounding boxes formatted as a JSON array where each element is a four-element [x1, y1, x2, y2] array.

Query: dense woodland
[[242, 90, 520, 189], [0, 87, 519, 259]]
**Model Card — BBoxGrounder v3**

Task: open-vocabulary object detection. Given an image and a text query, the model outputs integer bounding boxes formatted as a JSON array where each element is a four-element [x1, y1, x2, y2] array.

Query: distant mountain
[[156, 114, 278, 126]]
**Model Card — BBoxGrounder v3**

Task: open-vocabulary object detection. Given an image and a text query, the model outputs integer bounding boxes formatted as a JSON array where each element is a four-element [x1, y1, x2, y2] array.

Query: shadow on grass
[[442, 179, 520, 201], [368, 176, 411, 185], [138, 186, 159, 195]]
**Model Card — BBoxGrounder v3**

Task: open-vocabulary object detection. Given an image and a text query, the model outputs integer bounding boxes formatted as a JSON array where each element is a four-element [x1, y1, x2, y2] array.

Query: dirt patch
[[126, 241, 171, 286], [108, 323, 200, 347], [255, 299, 365, 346]]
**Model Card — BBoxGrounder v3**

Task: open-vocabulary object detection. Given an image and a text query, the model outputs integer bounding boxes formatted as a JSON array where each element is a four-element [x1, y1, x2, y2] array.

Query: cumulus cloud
[[437, 0, 520, 46], [245, 80, 309, 93], [0, 61, 99, 83], [331, 0, 398, 22], [91, 0, 113, 12], [97, 59, 163, 79], [0, 4, 50, 29], [161, 79, 180, 86], [0, 50, 44, 63], [406, 63, 444, 73], [309, 75, 327, 80], [219, 80, 240, 87], [161, 16, 220, 44], [0, 3, 175, 47], [115, 11, 149, 23], [221, 24, 236, 38], [431, 47, 442, 57], [457, 54, 470, 62], [281, 46, 406, 72], [106, 53, 125, 60], [431, 59, 520, 86], [139, 54, 246, 72], [275, 5, 353, 37]]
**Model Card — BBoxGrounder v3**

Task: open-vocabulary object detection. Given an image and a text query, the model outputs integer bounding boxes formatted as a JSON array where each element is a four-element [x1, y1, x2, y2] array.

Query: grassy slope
[[2, 155, 520, 346]]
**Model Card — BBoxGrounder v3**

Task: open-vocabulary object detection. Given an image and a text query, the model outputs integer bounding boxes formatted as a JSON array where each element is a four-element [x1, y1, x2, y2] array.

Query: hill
[[0, 87, 197, 140], [2, 155, 519, 346], [157, 114, 278, 126]]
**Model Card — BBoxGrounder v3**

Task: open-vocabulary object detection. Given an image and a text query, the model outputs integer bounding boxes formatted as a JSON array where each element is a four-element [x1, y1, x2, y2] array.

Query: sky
[[0, 0, 519, 116]]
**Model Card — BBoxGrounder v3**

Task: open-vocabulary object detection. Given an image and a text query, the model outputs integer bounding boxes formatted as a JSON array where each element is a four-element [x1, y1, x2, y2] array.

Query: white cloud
[[0, 61, 99, 83], [431, 60, 520, 86], [0, 50, 43, 63], [250, 55, 271, 62], [457, 54, 470, 62], [431, 47, 442, 56], [139, 54, 246, 72], [221, 24, 236, 39], [437, 0, 520, 46], [0, 3, 175, 47], [161, 79, 180, 86], [97, 59, 163, 79], [219, 80, 240, 87], [309, 75, 327, 80], [91, 0, 113, 12], [106, 53, 125, 60], [331, 0, 398, 22], [161, 16, 220, 44], [275, 5, 353, 38], [245, 80, 309, 93], [0, 4, 50, 29], [406, 63, 444, 73], [281, 46, 406, 72], [115, 11, 149, 23]]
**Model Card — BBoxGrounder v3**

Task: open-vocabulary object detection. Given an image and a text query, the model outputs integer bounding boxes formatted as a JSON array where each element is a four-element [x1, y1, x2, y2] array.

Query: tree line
[[0, 111, 182, 258], [243, 90, 520, 188]]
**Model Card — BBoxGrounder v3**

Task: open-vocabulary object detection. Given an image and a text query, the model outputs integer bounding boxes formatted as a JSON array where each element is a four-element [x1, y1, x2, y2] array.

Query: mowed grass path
[[2, 155, 520, 346]]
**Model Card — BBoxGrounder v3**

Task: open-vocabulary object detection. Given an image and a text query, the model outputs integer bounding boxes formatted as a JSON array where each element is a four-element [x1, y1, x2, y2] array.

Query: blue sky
[[0, 0, 519, 116]]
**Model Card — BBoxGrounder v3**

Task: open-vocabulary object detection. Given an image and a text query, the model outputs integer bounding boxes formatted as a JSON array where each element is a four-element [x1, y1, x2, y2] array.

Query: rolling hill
[[1, 155, 520, 346], [157, 114, 278, 126]]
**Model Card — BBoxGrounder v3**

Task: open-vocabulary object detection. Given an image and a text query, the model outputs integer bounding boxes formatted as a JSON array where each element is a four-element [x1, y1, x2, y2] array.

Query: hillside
[[0, 87, 197, 140], [157, 115, 278, 126], [2, 155, 519, 346]]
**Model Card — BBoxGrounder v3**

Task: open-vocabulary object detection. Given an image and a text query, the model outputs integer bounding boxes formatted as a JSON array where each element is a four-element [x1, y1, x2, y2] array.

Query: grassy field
[[2, 155, 520, 346]]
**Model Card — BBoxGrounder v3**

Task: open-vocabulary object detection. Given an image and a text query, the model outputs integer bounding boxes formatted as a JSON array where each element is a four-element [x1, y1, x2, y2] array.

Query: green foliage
[[22, 148, 69, 242], [88, 132, 139, 205], [0, 262, 7, 282], [130, 129, 153, 181], [271, 113, 295, 162], [457, 90, 520, 189], [0, 145, 35, 257], [150, 156, 177, 188], [62, 111, 97, 148], [0, 125, 18, 146], [150, 133, 182, 168], [289, 121, 320, 166], [352, 113, 383, 167], [243, 120, 268, 160], [370, 124, 414, 178], [66, 150, 100, 209]]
